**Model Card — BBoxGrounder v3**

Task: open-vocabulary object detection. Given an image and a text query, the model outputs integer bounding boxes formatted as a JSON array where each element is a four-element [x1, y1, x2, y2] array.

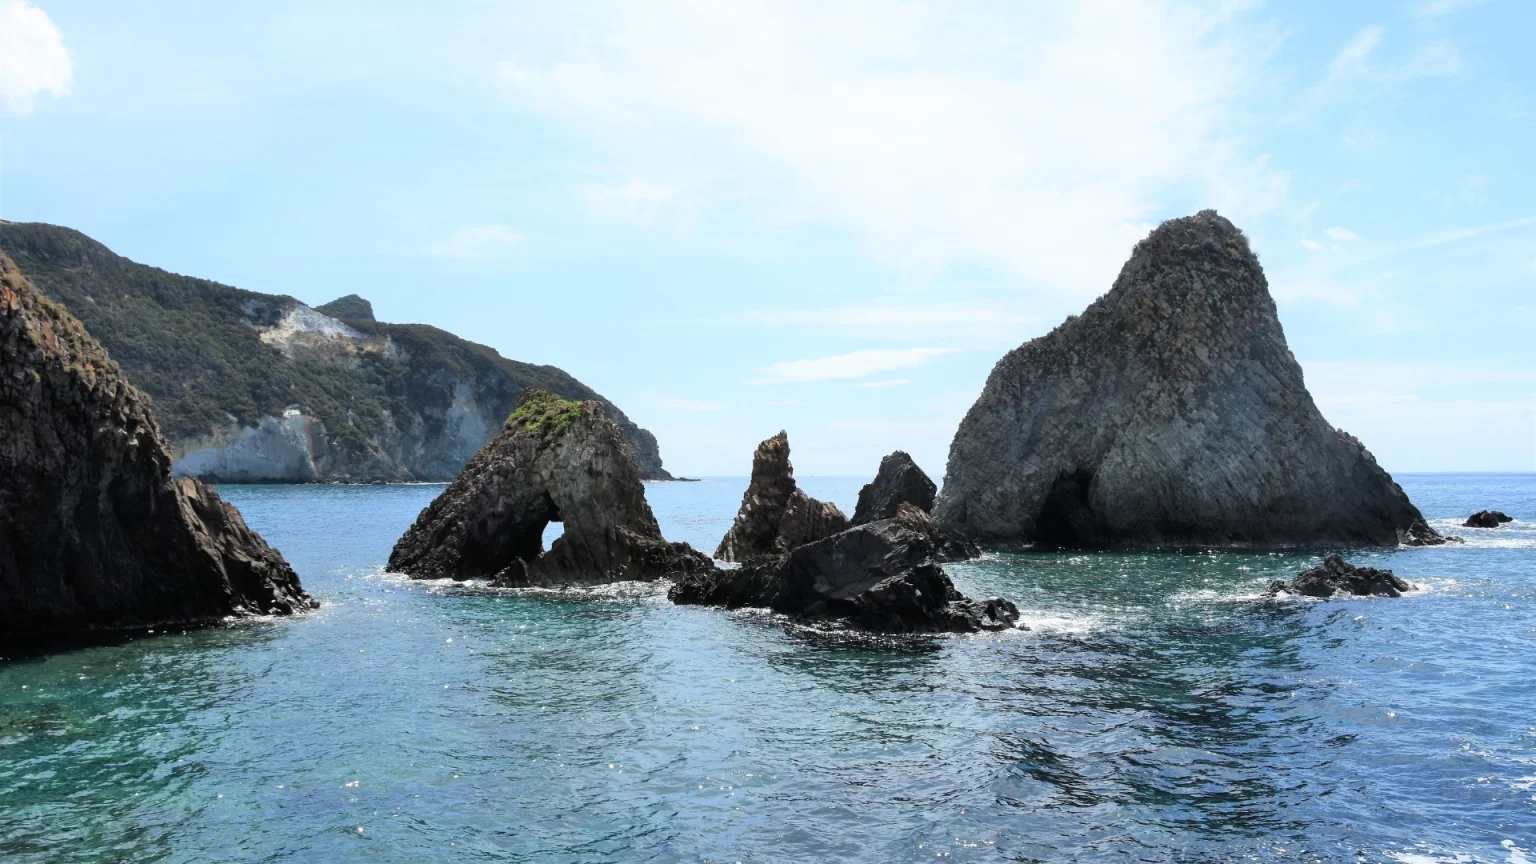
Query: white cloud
[[656, 394, 725, 412], [0, 1, 72, 114], [1323, 226, 1357, 241], [747, 303, 1036, 344], [1299, 237, 1323, 251], [428, 224, 525, 258], [745, 348, 952, 385], [496, 1, 1288, 296], [1413, 0, 1488, 17], [1295, 26, 1460, 118], [853, 379, 910, 389], [579, 178, 679, 224]]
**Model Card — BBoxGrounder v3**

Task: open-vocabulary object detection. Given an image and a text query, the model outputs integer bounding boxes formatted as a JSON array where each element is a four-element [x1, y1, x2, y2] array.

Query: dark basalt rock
[[672, 505, 1019, 634], [0, 252, 313, 641], [936, 210, 1444, 550], [1265, 554, 1415, 599], [853, 450, 938, 525], [715, 431, 850, 562], [388, 389, 711, 587], [1464, 510, 1514, 528]]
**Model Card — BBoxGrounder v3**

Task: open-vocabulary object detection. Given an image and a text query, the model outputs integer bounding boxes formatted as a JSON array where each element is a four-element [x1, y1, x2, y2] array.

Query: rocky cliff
[[715, 431, 850, 561], [0, 221, 673, 482], [936, 210, 1443, 549], [387, 389, 710, 586], [0, 252, 313, 640]]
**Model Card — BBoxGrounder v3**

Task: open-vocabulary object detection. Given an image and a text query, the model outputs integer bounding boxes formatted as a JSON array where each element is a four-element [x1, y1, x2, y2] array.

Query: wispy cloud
[[497, 2, 1289, 296], [1293, 26, 1460, 119], [580, 178, 680, 224], [1323, 226, 1357, 241], [745, 348, 952, 385], [656, 394, 725, 412], [428, 224, 525, 259], [1300, 237, 1323, 251], [853, 379, 911, 389], [1412, 0, 1489, 17], [747, 303, 1035, 344], [0, 2, 73, 114]]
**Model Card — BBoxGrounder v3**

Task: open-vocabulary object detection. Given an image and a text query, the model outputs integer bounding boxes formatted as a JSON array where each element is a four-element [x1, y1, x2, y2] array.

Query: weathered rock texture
[[853, 451, 938, 525], [1265, 554, 1415, 599], [936, 210, 1444, 550], [672, 504, 1018, 634], [0, 252, 313, 640], [387, 389, 710, 587], [715, 431, 850, 561], [1464, 510, 1513, 528], [0, 221, 673, 482]]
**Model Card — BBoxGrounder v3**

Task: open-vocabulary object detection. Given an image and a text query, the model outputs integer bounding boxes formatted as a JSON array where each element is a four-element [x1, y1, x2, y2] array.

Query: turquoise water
[[1, 474, 1533, 863]]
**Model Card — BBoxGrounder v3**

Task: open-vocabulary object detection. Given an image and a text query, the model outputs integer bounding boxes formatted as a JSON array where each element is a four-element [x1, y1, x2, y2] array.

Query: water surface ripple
[[1, 474, 1533, 862]]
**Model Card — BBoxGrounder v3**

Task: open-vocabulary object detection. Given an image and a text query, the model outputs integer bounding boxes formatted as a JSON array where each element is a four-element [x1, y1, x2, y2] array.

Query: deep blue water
[[1, 474, 1533, 863]]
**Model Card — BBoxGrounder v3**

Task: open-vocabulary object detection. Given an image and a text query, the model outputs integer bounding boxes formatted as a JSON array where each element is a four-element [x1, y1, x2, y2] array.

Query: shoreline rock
[[0, 252, 313, 641], [1464, 510, 1514, 528], [715, 432, 850, 562], [936, 210, 1444, 551], [853, 451, 937, 525], [387, 389, 711, 587], [1265, 554, 1415, 599], [673, 505, 1018, 634]]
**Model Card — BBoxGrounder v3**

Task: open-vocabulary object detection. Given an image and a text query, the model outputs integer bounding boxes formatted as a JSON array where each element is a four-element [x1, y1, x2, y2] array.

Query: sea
[[1, 474, 1532, 863]]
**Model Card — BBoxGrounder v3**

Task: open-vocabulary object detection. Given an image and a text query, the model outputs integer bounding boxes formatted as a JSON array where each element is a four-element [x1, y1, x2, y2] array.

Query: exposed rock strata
[[1464, 510, 1513, 528], [673, 505, 1018, 634], [714, 432, 849, 561], [853, 450, 937, 525], [1265, 554, 1415, 599], [0, 252, 313, 640], [0, 221, 674, 482], [936, 210, 1444, 550], [388, 389, 710, 587]]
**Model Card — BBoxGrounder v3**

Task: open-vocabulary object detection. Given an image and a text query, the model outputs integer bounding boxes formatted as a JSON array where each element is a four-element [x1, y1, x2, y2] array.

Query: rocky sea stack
[[672, 504, 1018, 634], [387, 389, 710, 587], [715, 432, 850, 561], [1266, 554, 1415, 599], [1464, 510, 1513, 528], [852, 451, 937, 525], [0, 253, 313, 640], [936, 210, 1443, 550]]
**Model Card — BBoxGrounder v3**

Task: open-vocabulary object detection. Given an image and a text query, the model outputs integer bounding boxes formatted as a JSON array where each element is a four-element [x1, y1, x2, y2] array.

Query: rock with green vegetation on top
[[387, 389, 711, 587]]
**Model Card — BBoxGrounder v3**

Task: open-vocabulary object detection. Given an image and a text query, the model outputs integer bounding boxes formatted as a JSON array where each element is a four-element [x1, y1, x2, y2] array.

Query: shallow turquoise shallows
[[2, 475, 1533, 863]]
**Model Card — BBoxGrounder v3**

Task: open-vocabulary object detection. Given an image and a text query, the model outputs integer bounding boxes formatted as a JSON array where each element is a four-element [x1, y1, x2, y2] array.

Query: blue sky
[[2, 0, 1533, 476]]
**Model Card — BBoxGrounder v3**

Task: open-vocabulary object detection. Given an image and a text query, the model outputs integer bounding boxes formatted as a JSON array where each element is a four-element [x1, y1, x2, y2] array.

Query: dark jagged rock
[[314, 293, 375, 321], [0, 221, 675, 482], [1265, 554, 1415, 599], [673, 506, 1019, 634], [936, 210, 1444, 550], [1464, 510, 1514, 528], [853, 450, 938, 525], [388, 389, 711, 587], [715, 431, 850, 561], [0, 252, 313, 641]]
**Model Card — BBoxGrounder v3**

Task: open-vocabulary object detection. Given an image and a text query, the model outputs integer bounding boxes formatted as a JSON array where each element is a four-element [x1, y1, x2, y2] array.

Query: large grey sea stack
[[715, 431, 850, 562], [387, 389, 711, 587], [936, 210, 1444, 549], [852, 451, 938, 526], [0, 252, 313, 641]]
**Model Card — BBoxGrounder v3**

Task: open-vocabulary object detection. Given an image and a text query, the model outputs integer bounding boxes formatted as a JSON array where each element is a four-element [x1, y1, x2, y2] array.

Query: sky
[[1, 0, 1533, 477]]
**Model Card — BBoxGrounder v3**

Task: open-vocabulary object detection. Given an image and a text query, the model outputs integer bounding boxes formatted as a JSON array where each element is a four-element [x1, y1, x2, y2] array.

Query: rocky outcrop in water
[[0, 252, 313, 640], [672, 505, 1018, 633], [1265, 554, 1414, 599], [714, 432, 850, 561], [1464, 510, 1513, 528], [0, 221, 674, 482], [387, 389, 711, 587], [853, 451, 937, 525], [936, 210, 1444, 550]]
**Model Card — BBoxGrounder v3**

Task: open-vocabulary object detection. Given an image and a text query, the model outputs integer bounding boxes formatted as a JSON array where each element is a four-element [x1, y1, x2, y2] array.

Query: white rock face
[[174, 411, 325, 482]]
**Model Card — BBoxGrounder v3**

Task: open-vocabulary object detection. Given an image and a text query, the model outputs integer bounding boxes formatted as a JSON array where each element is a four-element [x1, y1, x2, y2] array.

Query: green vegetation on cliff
[[506, 389, 586, 437], [0, 220, 671, 481]]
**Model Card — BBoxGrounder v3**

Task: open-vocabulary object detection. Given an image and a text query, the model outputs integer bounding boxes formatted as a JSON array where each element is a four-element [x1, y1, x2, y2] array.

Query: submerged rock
[[1464, 510, 1514, 528], [0, 252, 313, 641], [387, 389, 711, 587], [673, 505, 1018, 634], [715, 431, 850, 562], [1265, 554, 1415, 599], [936, 210, 1444, 550], [852, 451, 938, 525]]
